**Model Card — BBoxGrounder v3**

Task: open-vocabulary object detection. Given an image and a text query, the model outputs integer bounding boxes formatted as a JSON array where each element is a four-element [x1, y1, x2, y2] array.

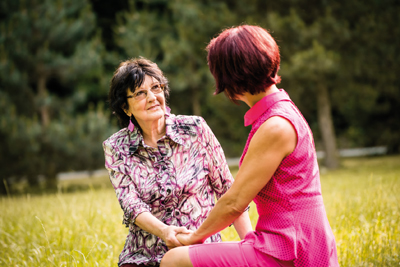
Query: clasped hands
[[161, 225, 203, 250]]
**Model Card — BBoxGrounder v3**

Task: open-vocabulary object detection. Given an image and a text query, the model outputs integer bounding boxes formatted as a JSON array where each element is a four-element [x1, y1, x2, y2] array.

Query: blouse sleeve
[[199, 117, 234, 199], [103, 140, 151, 227]]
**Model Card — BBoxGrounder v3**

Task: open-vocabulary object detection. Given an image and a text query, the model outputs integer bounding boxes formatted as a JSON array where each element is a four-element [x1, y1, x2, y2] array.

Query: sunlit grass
[[1, 155, 399, 266], [0, 189, 125, 266], [222, 155, 400, 266]]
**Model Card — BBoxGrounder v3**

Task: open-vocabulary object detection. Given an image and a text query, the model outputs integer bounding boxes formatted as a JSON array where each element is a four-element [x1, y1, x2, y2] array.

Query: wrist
[[192, 231, 207, 244], [159, 224, 169, 240]]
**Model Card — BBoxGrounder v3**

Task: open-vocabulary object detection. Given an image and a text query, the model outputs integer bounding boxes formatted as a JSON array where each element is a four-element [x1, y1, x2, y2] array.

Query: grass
[[1, 155, 399, 266]]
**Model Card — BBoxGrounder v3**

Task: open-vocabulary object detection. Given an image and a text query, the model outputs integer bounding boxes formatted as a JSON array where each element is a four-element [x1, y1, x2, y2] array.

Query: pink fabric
[[128, 119, 135, 132], [240, 90, 339, 267], [121, 264, 149, 267], [103, 114, 233, 266], [189, 240, 295, 267]]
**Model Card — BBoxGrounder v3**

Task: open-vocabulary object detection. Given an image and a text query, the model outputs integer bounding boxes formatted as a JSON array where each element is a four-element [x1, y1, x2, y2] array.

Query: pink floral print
[[103, 113, 233, 266]]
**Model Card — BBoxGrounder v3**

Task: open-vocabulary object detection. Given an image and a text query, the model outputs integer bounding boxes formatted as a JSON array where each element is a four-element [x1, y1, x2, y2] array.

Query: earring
[[128, 115, 135, 132]]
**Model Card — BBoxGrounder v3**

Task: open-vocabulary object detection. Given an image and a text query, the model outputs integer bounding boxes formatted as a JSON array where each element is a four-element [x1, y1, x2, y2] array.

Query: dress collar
[[244, 89, 291, 127], [127, 108, 186, 155]]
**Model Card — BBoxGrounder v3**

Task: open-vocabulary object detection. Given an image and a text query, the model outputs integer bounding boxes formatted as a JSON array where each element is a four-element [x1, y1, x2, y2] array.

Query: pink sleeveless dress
[[241, 89, 339, 267]]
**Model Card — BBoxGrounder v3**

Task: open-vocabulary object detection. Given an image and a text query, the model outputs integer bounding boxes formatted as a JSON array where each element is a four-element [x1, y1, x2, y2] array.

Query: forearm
[[134, 212, 168, 238], [233, 210, 253, 239], [192, 192, 248, 243], [135, 212, 190, 249]]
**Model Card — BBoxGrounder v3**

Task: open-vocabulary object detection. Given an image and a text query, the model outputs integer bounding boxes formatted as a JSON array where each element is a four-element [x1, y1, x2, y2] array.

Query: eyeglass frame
[[126, 83, 166, 101]]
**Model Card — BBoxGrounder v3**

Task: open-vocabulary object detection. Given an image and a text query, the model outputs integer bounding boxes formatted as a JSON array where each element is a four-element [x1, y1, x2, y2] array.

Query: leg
[[160, 246, 193, 267], [121, 264, 152, 267], [161, 241, 294, 267]]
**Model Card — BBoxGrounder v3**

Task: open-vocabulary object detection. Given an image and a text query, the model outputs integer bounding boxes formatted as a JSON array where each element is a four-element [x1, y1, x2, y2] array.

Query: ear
[[122, 104, 130, 117]]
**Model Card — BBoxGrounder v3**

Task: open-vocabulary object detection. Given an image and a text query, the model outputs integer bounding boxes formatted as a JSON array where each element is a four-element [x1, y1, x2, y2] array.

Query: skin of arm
[[232, 210, 253, 239], [135, 212, 191, 250], [201, 117, 253, 239], [176, 116, 297, 245]]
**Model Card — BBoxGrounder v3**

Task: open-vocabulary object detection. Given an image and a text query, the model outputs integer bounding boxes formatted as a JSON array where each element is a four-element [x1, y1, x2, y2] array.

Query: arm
[[135, 212, 190, 249], [177, 116, 297, 244], [103, 141, 189, 249], [201, 118, 253, 238], [233, 210, 253, 240]]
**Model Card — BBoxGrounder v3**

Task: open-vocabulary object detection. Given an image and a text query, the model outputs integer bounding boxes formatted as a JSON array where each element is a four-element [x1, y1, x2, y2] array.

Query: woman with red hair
[[160, 25, 339, 267]]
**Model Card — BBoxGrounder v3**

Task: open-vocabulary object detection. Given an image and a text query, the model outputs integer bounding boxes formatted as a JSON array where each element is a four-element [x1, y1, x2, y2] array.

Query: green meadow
[[1, 155, 399, 266]]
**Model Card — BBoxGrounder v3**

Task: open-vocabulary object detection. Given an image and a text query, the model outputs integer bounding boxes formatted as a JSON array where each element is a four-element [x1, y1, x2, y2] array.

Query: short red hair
[[207, 25, 281, 99]]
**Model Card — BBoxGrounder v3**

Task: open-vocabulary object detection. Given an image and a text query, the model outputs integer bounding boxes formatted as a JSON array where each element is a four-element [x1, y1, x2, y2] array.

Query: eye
[[135, 91, 145, 97], [152, 84, 161, 90]]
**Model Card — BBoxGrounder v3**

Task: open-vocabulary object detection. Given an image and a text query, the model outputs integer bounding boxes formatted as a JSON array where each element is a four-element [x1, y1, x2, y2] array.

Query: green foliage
[[247, 4, 400, 152], [112, 0, 400, 157], [1, 0, 400, 190], [1, 156, 399, 265], [0, 0, 106, 119], [0, 92, 43, 190], [115, 0, 235, 113], [0, 0, 116, 191], [114, 0, 253, 155], [0, 91, 117, 193]]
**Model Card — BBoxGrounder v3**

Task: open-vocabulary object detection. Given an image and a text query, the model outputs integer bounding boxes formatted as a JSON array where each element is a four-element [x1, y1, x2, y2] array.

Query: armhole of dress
[[288, 101, 316, 149], [270, 114, 300, 159]]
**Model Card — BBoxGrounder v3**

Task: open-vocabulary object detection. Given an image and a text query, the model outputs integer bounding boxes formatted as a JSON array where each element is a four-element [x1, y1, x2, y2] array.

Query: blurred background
[[1, 0, 399, 194]]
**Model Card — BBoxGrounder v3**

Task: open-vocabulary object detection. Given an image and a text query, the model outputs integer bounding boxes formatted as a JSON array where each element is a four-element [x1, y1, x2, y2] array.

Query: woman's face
[[124, 75, 166, 127]]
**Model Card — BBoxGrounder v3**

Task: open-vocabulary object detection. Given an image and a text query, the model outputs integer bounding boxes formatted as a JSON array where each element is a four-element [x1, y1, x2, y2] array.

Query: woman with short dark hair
[[104, 57, 252, 267], [160, 25, 339, 267]]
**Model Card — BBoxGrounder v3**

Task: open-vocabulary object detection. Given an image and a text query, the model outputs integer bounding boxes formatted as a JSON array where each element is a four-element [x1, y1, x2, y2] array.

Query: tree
[[0, 0, 103, 126], [281, 40, 340, 169], [114, 0, 235, 116], [0, 0, 114, 191]]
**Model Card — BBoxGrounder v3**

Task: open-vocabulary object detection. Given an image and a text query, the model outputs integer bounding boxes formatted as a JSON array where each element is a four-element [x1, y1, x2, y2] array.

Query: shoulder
[[260, 116, 294, 134], [167, 114, 207, 135], [103, 127, 130, 151], [254, 116, 297, 156], [170, 114, 205, 126]]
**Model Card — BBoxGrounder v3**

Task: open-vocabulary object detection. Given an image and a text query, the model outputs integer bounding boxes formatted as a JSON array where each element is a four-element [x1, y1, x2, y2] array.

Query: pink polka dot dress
[[240, 89, 339, 267]]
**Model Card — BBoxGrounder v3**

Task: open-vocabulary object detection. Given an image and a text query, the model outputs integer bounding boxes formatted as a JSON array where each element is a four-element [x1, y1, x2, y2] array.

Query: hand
[[161, 225, 191, 250], [176, 231, 203, 246]]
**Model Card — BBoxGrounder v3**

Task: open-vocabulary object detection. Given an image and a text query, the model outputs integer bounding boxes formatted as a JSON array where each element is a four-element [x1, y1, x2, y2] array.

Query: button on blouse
[[103, 113, 233, 266]]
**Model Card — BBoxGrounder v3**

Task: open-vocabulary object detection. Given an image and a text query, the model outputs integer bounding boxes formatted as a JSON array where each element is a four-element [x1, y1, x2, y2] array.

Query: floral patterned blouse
[[103, 112, 233, 266]]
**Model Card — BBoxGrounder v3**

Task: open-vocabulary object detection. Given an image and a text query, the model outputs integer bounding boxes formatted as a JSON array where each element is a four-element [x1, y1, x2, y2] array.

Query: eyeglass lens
[[128, 84, 164, 100]]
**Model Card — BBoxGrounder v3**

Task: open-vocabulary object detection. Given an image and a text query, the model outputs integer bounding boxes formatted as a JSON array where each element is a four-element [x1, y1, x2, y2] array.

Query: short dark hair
[[108, 57, 170, 128], [206, 25, 281, 99]]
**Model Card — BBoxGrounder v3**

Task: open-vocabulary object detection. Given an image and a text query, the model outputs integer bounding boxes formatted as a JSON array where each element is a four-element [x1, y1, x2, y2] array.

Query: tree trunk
[[37, 75, 50, 127], [317, 84, 339, 169], [0, 179, 9, 196], [45, 162, 58, 191], [192, 86, 201, 116]]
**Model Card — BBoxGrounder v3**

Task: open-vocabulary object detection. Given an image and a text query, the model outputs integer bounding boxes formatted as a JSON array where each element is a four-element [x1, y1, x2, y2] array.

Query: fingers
[[163, 226, 193, 249], [175, 226, 192, 234], [176, 232, 192, 246], [164, 226, 185, 249]]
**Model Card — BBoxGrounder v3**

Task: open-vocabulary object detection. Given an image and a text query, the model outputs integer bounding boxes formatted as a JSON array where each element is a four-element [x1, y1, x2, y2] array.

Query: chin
[[151, 110, 165, 119]]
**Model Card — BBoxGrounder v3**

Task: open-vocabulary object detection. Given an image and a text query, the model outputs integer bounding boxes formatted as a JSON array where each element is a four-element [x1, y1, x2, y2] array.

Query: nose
[[146, 89, 157, 101]]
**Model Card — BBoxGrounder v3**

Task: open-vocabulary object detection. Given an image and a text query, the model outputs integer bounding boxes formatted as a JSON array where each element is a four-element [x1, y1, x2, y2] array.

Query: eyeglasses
[[127, 83, 165, 101]]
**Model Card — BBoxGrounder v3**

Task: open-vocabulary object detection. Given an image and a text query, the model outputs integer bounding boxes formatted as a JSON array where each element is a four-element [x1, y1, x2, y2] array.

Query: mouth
[[147, 104, 160, 110]]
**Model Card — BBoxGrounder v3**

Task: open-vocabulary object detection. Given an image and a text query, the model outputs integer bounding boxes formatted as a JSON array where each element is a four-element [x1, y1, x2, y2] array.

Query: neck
[[239, 85, 280, 108], [139, 118, 166, 148]]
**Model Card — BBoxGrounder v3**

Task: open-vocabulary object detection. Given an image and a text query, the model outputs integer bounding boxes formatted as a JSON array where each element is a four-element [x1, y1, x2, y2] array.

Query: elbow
[[219, 195, 246, 217]]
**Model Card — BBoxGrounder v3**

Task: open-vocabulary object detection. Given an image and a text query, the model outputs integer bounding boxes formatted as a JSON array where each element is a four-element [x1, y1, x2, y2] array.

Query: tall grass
[[1, 155, 399, 266]]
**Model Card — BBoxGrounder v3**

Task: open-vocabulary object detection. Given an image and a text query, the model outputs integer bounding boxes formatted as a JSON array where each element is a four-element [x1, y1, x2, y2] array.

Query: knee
[[160, 247, 192, 267], [160, 249, 176, 267]]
